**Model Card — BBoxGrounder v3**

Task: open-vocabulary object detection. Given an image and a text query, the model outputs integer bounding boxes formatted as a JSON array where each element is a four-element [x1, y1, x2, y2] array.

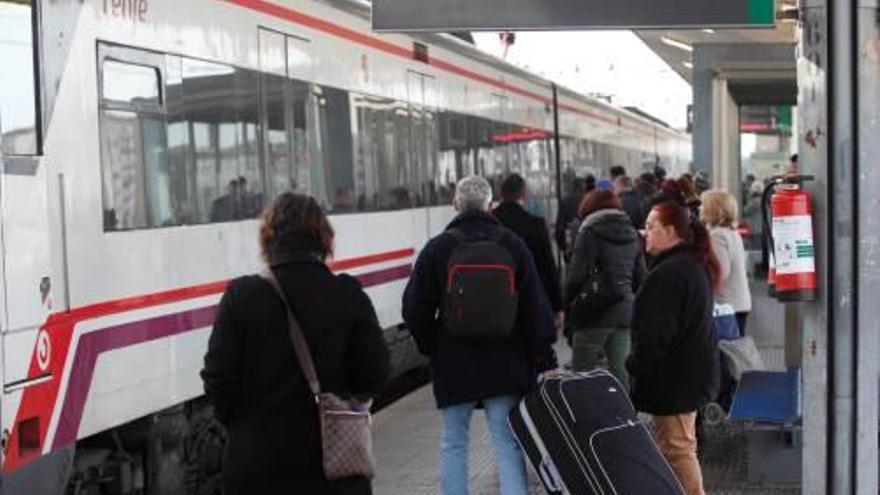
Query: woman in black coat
[[628, 200, 720, 495], [564, 189, 645, 390], [201, 193, 392, 495]]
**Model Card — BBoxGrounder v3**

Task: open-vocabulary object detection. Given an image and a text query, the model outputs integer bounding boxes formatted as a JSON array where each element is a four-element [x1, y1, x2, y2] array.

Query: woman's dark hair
[[651, 200, 721, 292], [578, 189, 622, 219], [584, 174, 597, 193], [653, 177, 700, 209], [259, 193, 334, 263], [676, 175, 699, 202]]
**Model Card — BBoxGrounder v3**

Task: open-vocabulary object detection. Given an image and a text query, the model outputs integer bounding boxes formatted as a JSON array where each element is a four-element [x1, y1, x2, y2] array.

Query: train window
[[481, 121, 509, 195], [414, 110, 438, 206], [98, 41, 272, 231], [422, 108, 440, 205], [262, 70, 291, 199], [408, 104, 427, 207], [232, 68, 263, 219], [437, 112, 467, 197], [99, 110, 168, 230], [289, 81, 311, 196], [259, 29, 293, 201], [164, 55, 198, 225], [98, 46, 169, 230], [0, 0, 40, 155], [259, 29, 315, 204], [184, 59, 231, 223], [352, 95, 413, 211], [352, 95, 388, 210], [179, 58, 263, 223], [435, 112, 459, 205], [102, 60, 161, 108], [393, 105, 414, 205], [315, 86, 356, 213]]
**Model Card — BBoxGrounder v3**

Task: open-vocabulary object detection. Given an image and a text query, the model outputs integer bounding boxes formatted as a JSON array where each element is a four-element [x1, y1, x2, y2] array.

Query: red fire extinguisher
[[761, 175, 817, 302]]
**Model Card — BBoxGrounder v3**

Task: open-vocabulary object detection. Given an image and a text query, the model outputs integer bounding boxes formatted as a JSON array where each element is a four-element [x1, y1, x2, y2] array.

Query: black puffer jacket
[[627, 243, 719, 415], [564, 209, 646, 329]]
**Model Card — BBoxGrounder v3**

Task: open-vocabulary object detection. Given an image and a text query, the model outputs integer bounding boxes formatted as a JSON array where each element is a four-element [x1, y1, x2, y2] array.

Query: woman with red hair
[[627, 200, 720, 495], [564, 189, 645, 390]]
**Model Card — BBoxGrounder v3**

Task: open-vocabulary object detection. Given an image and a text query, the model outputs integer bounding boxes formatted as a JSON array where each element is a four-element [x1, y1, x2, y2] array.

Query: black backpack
[[443, 228, 519, 342]]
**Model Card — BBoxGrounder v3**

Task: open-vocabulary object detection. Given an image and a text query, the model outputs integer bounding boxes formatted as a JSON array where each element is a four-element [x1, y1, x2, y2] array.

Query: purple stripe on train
[[52, 306, 218, 449], [357, 264, 413, 288], [50, 263, 412, 449]]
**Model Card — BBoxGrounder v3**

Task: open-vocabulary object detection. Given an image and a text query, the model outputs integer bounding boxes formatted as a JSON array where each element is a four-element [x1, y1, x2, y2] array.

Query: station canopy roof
[[636, 0, 798, 105], [372, 0, 798, 106]]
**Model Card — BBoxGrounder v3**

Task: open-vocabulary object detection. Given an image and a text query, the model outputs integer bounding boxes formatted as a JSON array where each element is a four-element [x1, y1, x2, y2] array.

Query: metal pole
[[552, 83, 563, 268], [829, 0, 857, 492], [552, 83, 562, 210], [854, 1, 880, 492], [799, 2, 830, 493]]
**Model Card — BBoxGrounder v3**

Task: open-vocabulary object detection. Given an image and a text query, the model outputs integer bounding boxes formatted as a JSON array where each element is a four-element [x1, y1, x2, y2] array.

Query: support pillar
[[800, 0, 880, 492]]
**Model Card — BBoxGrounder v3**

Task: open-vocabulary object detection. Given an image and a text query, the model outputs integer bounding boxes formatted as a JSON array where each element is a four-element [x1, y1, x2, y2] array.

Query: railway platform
[[372, 278, 800, 495]]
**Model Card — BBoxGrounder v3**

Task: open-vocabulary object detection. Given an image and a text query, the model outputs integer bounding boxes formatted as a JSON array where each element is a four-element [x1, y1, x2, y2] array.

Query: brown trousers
[[653, 412, 705, 495]]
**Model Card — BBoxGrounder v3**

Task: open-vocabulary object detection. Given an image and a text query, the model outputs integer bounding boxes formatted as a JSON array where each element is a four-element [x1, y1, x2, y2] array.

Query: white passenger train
[[0, 0, 689, 491]]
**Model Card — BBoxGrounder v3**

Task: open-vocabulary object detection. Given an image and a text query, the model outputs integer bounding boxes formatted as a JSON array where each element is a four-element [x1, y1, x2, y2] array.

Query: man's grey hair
[[454, 175, 493, 212]]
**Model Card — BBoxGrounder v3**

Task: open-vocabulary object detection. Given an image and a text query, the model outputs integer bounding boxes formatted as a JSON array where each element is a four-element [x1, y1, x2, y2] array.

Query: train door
[[259, 28, 321, 207], [0, 131, 5, 462], [407, 71, 435, 248], [0, 127, 64, 471], [421, 77, 446, 236], [0, 0, 67, 471]]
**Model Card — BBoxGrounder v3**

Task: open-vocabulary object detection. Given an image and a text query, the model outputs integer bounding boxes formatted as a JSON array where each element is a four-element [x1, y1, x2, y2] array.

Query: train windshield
[[0, 0, 39, 155]]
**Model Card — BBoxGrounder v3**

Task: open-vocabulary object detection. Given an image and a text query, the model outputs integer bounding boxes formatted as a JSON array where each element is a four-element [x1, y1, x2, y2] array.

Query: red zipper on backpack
[[447, 264, 516, 294]]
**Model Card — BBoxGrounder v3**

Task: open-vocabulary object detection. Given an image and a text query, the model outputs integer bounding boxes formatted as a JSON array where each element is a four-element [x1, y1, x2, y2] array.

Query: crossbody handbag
[[568, 265, 625, 327], [261, 270, 376, 480]]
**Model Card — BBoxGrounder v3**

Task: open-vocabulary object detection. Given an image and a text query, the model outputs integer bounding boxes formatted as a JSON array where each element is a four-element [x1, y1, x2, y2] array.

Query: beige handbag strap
[[261, 269, 321, 397]]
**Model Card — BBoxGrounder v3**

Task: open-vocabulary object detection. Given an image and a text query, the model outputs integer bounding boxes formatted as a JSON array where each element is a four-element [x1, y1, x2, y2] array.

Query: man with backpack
[[403, 175, 558, 495]]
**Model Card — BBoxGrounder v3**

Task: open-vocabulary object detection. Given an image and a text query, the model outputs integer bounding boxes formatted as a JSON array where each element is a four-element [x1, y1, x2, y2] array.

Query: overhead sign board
[[372, 0, 775, 31]]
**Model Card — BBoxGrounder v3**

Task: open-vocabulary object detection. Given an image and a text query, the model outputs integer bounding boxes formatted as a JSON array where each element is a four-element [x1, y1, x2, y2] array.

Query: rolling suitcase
[[508, 370, 685, 495]]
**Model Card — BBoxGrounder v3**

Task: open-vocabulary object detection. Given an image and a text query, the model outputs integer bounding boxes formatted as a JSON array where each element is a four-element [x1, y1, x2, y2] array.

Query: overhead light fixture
[[702, 29, 716, 34], [661, 36, 693, 53], [683, 61, 693, 69]]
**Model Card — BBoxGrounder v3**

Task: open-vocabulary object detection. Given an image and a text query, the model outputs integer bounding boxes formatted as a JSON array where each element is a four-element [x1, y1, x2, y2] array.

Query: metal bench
[[728, 368, 802, 484]]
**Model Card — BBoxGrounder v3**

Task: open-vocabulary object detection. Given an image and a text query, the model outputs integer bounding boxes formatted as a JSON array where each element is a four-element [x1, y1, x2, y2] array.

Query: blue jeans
[[440, 395, 528, 495]]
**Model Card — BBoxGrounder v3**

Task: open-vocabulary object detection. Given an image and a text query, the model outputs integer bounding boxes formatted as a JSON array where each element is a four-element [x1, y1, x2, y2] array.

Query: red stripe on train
[[328, 248, 414, 271]]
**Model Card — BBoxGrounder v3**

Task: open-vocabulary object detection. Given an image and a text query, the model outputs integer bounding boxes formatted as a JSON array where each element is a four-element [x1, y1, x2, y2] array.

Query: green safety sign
[[748, 0, 776, 25]]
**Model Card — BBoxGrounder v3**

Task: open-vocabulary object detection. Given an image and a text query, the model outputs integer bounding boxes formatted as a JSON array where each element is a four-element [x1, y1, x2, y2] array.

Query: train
[[0, 0, 690, 492]]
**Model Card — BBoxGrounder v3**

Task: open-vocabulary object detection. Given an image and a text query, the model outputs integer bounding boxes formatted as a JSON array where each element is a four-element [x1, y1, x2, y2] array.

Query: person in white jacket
[[700, 190, 753, 334]]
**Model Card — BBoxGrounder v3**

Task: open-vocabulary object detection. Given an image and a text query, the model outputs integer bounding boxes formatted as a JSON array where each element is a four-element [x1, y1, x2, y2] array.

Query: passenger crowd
[[201, 163, 753, 495]]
